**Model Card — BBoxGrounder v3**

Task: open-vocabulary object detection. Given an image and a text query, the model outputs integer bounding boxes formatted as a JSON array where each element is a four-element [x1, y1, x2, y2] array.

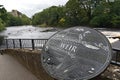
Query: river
[[0, 25, 120, 52], [0, 26, 57, 39], [0, 26, 120, 40]]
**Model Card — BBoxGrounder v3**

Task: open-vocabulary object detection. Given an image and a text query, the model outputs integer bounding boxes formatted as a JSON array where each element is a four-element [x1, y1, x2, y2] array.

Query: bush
[[111, 15, 120, 28], [0, 19, 5, 31], [90, 14, 112, 27], [90, 16, 100, 27]]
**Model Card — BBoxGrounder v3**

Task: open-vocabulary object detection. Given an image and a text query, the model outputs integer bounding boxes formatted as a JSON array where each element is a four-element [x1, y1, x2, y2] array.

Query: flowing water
[[0, 26, 57, 39], [0, 26, 120, 48]]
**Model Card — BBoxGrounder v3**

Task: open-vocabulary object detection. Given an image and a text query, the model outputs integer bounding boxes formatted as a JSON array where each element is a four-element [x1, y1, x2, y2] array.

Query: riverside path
[[0, 54, 39, 80]]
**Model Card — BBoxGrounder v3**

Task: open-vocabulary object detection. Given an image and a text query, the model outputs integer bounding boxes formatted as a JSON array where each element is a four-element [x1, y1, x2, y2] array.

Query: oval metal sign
[[41, 27, 112, 80]]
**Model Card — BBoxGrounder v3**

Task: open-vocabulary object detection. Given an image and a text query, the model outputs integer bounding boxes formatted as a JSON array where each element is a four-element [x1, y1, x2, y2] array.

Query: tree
[[77, 0, 98, 20], [32, 6, 66, 27], [111, 15, 120, 27], [65, 0, 88, 26], [110, 0, 120, 27], [7, 12, 31, 26], [32, 0, 120, 28], [7, 13, 22, 26], [91, 0, 120, 28], [90, 14, 112, 27], [21, 14, 31, 25], [0, 5, 7, 22], [65, 0, 102, 26], [0, 5, 7, 31], [0, 18, 5, 31]]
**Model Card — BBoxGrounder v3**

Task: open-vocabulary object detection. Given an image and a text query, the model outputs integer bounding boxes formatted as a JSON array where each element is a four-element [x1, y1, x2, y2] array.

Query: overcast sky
[[1, 0, 68, 18]]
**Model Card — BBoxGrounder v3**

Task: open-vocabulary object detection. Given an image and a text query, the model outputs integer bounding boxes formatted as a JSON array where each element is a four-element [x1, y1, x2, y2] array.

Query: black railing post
[[116, 51, 119, 64], [19, 39, 22, 49], [6, 39, 8, 49], [13, 39, 15, 48], [32, 39, 35, 50], [112, 48, 120, 66]]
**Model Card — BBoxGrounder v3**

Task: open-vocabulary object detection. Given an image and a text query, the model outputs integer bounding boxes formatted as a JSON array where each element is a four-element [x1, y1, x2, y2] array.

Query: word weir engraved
[[41, 27, 112, 80]]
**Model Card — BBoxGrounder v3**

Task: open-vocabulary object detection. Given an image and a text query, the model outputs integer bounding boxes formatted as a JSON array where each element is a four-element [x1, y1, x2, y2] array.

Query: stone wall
[[3, 49, 120, 80], [3, 49, 54, 80]]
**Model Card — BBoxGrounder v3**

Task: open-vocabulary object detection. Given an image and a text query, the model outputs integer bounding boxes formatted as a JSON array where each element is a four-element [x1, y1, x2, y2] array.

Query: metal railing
[[0, 39, 48, 50], [0, 38, 120, 66], [111, 49, 120, 66]]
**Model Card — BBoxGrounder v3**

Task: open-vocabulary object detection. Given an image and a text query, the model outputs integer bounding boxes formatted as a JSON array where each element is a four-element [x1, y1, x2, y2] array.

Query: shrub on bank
[[0, 19, 5, 31]]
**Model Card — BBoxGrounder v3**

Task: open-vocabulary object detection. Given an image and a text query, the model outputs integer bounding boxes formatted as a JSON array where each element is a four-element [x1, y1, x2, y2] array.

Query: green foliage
[[1, 1, 120, 28], [90, 0, 120, 28], [21, 15, 31, 25], [0, 5, 7, 31], [31, 0, 120, 28], [0, 19, 5, 31], [110, 1, 120, 28], [0, 5, 8, 22], [7, 13, 31, 26], [0, 5, 31, 28], [59, 18, 66, 27], [38, 23, 47, 27], [0, 36, 4, 45], [7, 13, 22, 26], [111, 15, 120, 27], [32, 6, 66, 27], [65, 0, 97, 26], [90, 14, 112, 27]]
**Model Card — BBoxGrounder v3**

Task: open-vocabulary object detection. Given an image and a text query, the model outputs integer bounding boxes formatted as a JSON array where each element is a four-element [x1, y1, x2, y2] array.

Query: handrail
[[0, 38, 120, 66], [111, 48, 120, 66], [0, 39, 48, 50]]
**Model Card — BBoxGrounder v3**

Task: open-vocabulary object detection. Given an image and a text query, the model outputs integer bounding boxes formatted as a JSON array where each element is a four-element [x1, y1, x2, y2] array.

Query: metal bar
[[13, 39, 15, 48], [19, 39, 22, 49], [116, 52, 118, 63], [8, 39, 48, 40], [2, 39, 48, 50], [2, 39, 120, 66], [112, 49, 120, 66], [32, 39, 35, 50], [111, 61, 120, 66], [6, 39, 8, 49]]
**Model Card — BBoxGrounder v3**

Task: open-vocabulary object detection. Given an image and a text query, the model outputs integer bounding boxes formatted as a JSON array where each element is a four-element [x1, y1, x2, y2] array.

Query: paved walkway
[[0, 54, 39, 80]]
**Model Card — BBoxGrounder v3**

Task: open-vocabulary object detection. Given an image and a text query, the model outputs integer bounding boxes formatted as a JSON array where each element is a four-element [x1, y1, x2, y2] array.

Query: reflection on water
[[0, 26, 57, 39]]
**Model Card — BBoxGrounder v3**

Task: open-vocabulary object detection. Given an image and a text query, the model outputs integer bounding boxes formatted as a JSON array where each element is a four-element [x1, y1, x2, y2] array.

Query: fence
[[0, 39, 48, 50], [111, 49, 120, 66], [0, 39, 120, 66]]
